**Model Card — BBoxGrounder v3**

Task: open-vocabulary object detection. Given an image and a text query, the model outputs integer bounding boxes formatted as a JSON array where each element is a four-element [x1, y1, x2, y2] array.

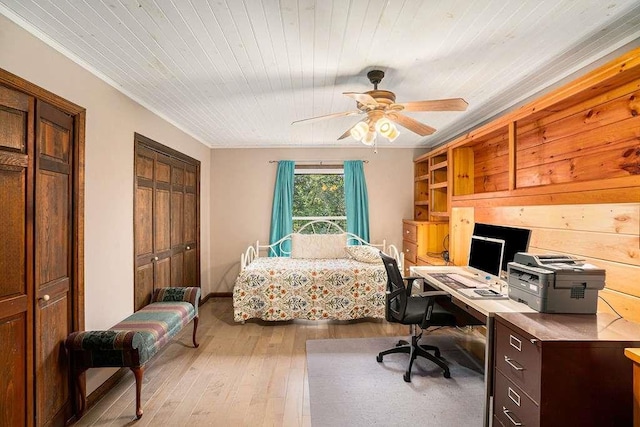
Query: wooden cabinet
[[134, 134, 200, 311], [401, 220, 448, 275], [493, 312, 640, 427]]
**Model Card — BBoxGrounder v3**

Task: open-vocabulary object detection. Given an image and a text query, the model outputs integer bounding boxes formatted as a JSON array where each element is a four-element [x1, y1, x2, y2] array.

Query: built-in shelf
[[415, 174, 429, 181], [430, 182, 448, 190], [431, 160, 448, 171]]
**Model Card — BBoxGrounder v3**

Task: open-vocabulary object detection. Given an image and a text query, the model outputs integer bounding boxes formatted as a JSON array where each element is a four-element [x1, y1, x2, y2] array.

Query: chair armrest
[[414, 290, 450, 298], [403, 276, 423, 296]]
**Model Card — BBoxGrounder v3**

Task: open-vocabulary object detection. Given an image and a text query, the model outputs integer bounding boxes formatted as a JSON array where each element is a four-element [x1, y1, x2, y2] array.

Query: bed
[[233, 221, 403, 322]]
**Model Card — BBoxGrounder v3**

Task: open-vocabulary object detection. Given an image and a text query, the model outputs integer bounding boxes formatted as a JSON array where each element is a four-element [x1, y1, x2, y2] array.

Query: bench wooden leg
[[74, 367, 88, 418], [193, 316, 199, 348], [131, 366, 144, 419]]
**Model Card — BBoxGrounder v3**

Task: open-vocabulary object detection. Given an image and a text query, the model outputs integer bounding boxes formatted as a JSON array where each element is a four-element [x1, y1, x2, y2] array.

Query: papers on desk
[[457, 288, 509, 300]]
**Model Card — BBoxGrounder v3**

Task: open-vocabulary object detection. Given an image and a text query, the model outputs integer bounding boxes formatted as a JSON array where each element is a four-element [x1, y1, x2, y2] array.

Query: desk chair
[[377, 252, 457, 382]]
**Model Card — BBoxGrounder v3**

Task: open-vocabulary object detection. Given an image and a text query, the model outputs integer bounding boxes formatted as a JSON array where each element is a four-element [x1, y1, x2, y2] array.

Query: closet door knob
[[40, 294, 50, 302], [153, 256, 159, 261], [186, 246, 191, 250]]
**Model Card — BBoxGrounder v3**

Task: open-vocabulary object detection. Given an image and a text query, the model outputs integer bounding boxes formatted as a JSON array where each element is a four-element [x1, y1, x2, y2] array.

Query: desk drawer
[[402, 240, 417, 264], [494, 370, 540, 427], [403, 259, 415, 277], [495, 321, 541, 402], [403, 222, 417, 243]]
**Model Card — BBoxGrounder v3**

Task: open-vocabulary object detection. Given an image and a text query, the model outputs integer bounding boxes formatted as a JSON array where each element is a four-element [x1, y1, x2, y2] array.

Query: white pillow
[[345, 245, 382, 263], [290, 233, 347, 259]]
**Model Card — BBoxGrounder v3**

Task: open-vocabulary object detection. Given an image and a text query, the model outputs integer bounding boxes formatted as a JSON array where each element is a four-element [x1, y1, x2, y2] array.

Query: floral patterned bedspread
[[233, 257, 388, 322]]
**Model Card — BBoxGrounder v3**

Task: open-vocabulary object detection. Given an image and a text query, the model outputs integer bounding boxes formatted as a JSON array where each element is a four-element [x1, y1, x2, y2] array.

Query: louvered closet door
[[134, 135, 200, 311], [0, 84, 34, 427]]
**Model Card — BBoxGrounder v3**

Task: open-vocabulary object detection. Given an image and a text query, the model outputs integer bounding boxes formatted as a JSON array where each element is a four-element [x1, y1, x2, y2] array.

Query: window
[[292, 166, 345, 233]]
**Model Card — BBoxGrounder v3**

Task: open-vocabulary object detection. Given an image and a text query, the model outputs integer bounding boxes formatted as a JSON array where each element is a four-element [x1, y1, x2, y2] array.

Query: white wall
[[210, 147, 415, 293], [0, 14, 212, 393]]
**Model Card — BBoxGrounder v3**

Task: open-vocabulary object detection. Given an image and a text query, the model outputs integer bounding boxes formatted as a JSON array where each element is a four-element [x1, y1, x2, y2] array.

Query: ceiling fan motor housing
[[367, 69, 385, 87]]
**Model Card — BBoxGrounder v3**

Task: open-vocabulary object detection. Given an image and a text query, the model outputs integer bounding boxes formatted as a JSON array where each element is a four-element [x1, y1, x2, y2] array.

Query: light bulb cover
[[350, 121, 369, 141], [375, 118, 400, 142], [362, 131, 376, 146]]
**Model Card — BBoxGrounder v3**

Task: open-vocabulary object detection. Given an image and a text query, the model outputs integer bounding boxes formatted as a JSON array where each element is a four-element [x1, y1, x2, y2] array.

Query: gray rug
[[306, 335, 485, 427]]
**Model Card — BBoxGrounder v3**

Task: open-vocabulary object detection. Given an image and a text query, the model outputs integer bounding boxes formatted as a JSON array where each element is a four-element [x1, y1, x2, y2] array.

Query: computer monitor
[[467, 235, 505, 283], [472, 223, 531, 274]]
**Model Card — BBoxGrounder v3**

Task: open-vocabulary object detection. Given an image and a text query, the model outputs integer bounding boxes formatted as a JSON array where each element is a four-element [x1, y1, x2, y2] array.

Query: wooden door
[[0, 84, 34, 427], [34, 101, 75, 426], [134, 134, 200, 310]]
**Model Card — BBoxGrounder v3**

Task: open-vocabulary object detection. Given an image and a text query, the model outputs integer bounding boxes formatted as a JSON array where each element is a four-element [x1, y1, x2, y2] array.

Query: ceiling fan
[[292, 70, 468, 145]]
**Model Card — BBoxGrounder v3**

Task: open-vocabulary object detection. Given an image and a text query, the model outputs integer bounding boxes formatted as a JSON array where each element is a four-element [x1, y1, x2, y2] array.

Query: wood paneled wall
[[453, 204, 640, 322], [437, 47, 640, 323]]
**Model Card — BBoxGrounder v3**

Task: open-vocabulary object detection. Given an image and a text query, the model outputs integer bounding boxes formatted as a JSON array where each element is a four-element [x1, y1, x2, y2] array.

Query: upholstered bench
[[65, 287, 201, 419]]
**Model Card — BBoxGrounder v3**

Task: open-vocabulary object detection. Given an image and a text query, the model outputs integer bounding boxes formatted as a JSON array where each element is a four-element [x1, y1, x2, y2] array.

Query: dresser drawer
[[403, 222, 417, 243], [403, 258, 415, 277], [493, 369, 540, 427], [402, 240, 417, 264], [495, 321, 541, 401]]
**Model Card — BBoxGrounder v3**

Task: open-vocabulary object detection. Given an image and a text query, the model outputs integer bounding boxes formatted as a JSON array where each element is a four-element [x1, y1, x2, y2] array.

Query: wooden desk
[[626, 348, 640, 427], [412, 266, 640, 426], [411, 266, 534, 427]]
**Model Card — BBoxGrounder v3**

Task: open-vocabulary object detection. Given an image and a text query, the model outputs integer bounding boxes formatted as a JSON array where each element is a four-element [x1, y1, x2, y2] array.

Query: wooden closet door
[[134, 144, 157, 310], [34, 101, 74, 426], [0, 85, 34, 427], [134, 135, 200, 310], [183, 163, 198, 286]]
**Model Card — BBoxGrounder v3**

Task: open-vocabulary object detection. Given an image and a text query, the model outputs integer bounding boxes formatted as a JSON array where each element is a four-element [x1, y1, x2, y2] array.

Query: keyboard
[[428, 273, 486, 290], [446, 273, 485, 288]]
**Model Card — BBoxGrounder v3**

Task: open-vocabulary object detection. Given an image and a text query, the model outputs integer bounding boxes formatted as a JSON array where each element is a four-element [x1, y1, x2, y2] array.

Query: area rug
[[306, 335, 484, 427]]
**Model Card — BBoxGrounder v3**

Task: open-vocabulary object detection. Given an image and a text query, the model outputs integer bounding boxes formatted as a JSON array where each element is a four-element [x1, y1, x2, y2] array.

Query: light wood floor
[[75, 297, 484, 426]]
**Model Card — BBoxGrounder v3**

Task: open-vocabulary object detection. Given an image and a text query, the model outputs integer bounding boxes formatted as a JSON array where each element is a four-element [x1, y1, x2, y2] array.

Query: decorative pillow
[[290, 233, 347, 259], [345, 245, 382, 263]]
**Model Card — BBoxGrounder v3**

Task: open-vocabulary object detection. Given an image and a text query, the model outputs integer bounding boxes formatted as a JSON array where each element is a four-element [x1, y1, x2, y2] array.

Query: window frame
[[292, 165, 346, 231]]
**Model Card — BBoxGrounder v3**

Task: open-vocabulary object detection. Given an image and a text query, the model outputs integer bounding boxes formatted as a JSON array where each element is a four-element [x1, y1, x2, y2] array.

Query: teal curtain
[[269, 160, 294, 256], [344, 160, 370, 243]]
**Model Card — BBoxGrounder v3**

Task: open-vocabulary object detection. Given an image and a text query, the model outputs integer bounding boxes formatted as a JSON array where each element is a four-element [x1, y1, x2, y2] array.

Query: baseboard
[[86, 367, 128, 409], [202, 292, 232, 303]]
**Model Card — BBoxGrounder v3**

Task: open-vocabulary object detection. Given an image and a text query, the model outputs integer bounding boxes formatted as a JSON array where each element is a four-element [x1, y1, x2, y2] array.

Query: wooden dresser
[[401, 220, 447, 276], [492, 312, 640, 427]]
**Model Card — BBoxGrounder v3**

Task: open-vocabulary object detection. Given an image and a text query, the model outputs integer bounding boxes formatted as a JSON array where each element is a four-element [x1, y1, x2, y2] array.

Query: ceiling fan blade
[[387, 113, 436, 136], [292, 110, 361, 125], [396, 98, 468, 112], [343, 92, 379, 107]]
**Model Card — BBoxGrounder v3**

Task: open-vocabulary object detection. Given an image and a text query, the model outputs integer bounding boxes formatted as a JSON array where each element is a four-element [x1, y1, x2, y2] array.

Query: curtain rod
[[268, 160, 369, 164]]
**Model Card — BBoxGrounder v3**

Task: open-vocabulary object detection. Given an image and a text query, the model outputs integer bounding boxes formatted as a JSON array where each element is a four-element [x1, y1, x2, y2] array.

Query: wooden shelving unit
[[408, 46, 640, 320]]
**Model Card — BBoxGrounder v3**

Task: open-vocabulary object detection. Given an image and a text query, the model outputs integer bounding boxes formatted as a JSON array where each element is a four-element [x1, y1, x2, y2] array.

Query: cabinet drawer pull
[[406, 230, 410, 234], [508, 387, 521, 406], [509, 335, 522, 351], [504, 356, 524, 371], [502, 407, 522, 426]]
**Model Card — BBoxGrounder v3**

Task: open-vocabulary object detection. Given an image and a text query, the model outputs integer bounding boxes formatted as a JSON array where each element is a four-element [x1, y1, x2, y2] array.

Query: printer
[[507, 253, 605, 313]]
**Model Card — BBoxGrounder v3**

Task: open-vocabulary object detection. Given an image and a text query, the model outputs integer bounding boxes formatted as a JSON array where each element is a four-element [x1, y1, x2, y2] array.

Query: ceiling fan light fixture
[[350, 121, 369, 141], [362, 130, 376, 146], [375, 118, 399, 142]]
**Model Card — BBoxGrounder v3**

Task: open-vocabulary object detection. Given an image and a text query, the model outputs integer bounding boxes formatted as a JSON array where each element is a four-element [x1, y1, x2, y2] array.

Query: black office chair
[[377, 252, 457, 382]]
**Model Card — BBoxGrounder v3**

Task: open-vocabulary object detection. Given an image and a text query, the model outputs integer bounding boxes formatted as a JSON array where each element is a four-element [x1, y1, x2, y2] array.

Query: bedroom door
[[134, 133, 200, 311]]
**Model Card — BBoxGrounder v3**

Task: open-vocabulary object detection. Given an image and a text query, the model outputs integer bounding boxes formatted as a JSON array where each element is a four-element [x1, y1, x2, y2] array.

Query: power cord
[[598, 295, 623, 319]]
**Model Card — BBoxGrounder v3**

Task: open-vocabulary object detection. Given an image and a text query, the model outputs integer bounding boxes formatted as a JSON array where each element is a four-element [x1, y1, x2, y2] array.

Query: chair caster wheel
[[403, 373, 411, 382], [443, 371, 451, 379], [376, 355, 383, 363]]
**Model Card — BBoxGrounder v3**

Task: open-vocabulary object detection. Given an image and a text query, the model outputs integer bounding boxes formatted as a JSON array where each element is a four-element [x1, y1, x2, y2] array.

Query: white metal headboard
[[240, 219, 402, 271]]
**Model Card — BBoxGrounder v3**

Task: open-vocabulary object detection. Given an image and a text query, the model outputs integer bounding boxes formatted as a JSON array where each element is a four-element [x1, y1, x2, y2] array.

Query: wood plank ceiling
[[1, 0, 640, 149]]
